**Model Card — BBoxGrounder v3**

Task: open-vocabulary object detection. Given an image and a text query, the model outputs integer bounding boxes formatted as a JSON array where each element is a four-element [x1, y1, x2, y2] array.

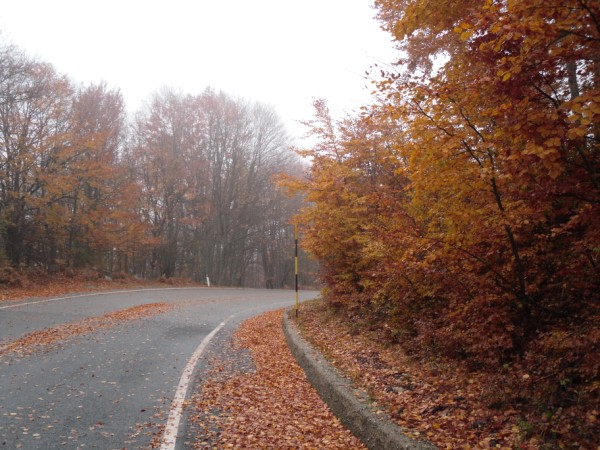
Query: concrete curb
[[283, 309, 436, 450]]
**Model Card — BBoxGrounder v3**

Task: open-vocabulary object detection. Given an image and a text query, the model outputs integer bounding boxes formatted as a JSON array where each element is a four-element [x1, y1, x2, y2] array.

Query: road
[[0, 287, 317, 449]]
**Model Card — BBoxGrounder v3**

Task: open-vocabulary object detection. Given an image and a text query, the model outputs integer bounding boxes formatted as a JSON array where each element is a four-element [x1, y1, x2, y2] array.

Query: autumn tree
[[257, 170, 305, 289], [0, 43, 73, 267], [197, 91, 298, 286], [287, 0, 599, 444], [129, 88, 205, 278], [281, 99, 414, 306], [0, 41, 146, 274], [371, 0, 600, 356], [66, 82, 143, 272], [0, 40, 309, 288]]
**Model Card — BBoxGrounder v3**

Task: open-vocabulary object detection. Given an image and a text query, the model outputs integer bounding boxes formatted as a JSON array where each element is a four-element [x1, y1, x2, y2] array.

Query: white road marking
[[1, 286, 296, 449], [160, 300, 293, 449], [159, 316, 233, 450], [0, 287, 205, 310]]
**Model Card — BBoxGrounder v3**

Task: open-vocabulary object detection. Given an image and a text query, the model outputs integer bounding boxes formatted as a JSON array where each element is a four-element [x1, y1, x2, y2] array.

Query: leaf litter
[[293, 300, 600, 449], [185, 309, 365, 449], [0, 302, 175, 359]]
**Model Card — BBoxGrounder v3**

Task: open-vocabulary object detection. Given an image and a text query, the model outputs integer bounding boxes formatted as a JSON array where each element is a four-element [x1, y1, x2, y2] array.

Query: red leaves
[[186, 309, 365, 449]]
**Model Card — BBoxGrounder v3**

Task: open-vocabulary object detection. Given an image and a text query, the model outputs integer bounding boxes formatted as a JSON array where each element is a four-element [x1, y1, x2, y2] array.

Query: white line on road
[[0, 287, 205, 310], [1, 287, 299, 449], [160, 315, 233, 450], [159, 300, 293, 450]]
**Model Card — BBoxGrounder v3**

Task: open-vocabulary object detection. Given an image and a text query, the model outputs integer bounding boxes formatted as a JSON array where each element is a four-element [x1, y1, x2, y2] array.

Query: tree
[[66, 82, 142, 272], [0, 43, 73, 266], [373, 0, 599, 354], [0, 41, 313, 288], [281, 100, 413, 306], [129, 88, 205, 278], [286, 1, 599, 443], [0, 41, 146, 274], [130, 88, 305, 286]]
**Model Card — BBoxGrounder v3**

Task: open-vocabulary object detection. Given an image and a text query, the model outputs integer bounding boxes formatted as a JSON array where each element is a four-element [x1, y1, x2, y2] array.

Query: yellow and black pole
[[294, 223, 299, 317]]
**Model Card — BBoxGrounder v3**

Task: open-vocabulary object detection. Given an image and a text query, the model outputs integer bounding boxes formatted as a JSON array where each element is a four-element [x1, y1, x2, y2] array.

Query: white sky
[[0, 0, 397, 142]]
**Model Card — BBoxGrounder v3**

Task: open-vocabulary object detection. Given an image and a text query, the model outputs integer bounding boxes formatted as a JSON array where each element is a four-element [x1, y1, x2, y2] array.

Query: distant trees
[[0, 40, 309, 288], [129, 89, 203, 279], [128, 88, 304, 286]]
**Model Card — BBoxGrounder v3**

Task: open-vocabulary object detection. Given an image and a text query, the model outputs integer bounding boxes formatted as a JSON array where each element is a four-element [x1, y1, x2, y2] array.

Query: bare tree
[[128, 87, 310, 287]]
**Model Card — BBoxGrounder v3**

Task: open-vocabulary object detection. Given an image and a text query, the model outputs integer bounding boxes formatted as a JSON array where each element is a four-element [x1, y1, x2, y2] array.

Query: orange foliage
[[282, 0, 599, 446]]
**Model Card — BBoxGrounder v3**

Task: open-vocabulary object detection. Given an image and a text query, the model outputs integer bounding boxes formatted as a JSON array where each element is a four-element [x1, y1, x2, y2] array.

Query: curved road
[[0, 287, 317, 449]]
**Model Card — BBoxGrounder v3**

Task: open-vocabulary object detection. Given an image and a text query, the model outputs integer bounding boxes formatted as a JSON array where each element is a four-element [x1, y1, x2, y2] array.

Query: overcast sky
[[0, 0, 397, 142]]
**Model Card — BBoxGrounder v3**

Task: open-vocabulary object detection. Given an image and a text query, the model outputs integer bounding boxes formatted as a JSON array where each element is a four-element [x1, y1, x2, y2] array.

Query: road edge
[[282, 309, 435, 450]]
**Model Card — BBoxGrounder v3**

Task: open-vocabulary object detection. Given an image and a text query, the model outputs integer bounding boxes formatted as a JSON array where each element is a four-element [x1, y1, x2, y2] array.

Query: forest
[[1, 0, 599, 445], [282, 0, 599, 445], [0, 40, 312, 288]]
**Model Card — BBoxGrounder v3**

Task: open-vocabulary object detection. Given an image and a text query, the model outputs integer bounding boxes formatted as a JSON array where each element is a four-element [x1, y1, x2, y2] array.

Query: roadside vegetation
[[296, 299, 597, 448], [282, 0, 599, 447]]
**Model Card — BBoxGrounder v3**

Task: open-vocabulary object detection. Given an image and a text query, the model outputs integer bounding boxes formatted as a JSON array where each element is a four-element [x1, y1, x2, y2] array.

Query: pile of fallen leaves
[[294, 300, 599, 449], [0, 302, 174, 359], [186, 309, 365, 449]]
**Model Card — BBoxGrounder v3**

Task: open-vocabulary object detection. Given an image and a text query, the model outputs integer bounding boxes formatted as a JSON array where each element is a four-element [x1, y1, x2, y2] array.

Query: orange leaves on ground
[[0, 302, 174, 359], [296, 300, 599, 449], [187, 309, 365, 449]]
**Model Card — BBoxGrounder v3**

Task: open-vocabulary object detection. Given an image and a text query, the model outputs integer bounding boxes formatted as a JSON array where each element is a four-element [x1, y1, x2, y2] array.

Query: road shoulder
[[283, 309, 435, 450]]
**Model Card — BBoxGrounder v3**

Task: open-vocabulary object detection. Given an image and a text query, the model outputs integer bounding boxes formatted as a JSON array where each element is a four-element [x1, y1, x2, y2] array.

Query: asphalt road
[[0, 287, 317, 449]]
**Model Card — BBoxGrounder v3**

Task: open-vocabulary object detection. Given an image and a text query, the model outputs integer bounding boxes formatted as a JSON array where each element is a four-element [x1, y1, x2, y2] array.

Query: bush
[[0, 266, 28, 288]]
